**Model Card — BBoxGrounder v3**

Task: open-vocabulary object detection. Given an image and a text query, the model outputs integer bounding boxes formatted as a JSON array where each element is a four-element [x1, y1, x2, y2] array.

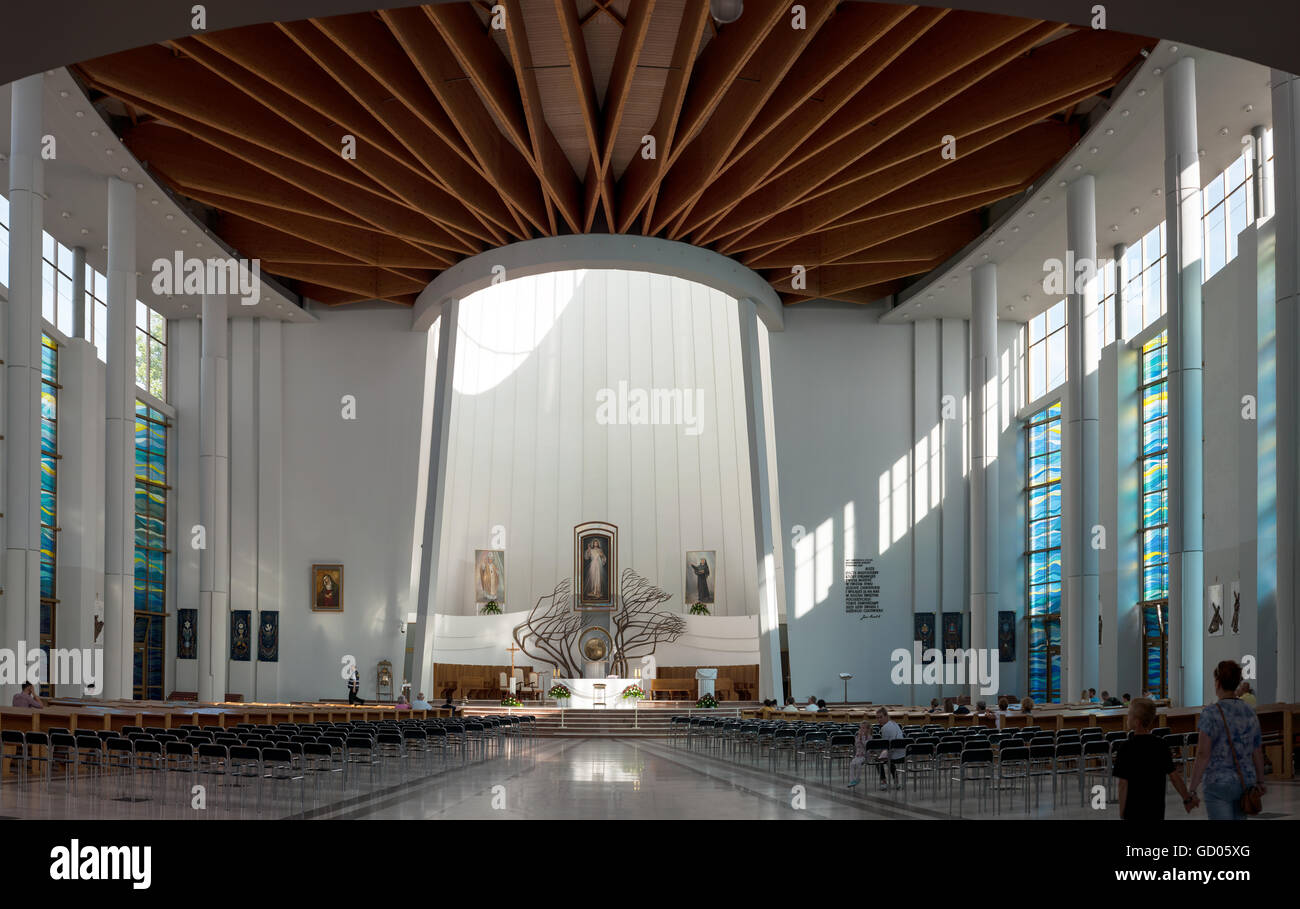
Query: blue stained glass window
[[1139, 332, 1169, 698], [38, 336, 58, 696], [133, 401, 168, 700], [1026, 401, 1063, 703]]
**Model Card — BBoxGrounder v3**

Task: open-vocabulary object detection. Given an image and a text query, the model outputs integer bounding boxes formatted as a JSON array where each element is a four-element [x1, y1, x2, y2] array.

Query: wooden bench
[[650, 679, 695, 700]]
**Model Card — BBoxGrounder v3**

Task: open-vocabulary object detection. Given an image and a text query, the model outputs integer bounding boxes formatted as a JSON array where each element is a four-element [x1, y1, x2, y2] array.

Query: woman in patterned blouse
[[1188, 660, 1266, 820]]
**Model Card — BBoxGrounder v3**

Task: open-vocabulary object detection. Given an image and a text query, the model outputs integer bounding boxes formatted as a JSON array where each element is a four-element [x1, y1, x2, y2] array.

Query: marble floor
[[3, 737, 1297, 820]]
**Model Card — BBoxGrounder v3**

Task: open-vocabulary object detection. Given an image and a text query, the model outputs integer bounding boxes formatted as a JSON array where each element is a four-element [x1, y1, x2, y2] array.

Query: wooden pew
[[650, 679, 695, 700]]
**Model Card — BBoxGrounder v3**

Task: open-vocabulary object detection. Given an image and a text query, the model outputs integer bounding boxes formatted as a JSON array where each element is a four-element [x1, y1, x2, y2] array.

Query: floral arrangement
[[500, 695, 522, 707], [548, 683, 572, 700], [696, 693, 718, 709], [688, 603, 711, 616], [480, 600, 502, 615], [621, 684, 646, 700]]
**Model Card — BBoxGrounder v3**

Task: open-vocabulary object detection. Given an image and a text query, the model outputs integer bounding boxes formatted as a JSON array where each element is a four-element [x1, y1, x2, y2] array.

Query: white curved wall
[[433, 269, 759, 620]]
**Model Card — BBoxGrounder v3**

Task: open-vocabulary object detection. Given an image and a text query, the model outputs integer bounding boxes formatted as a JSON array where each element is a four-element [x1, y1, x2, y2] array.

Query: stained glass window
[[39, 335, 58, 697], [133, 401, 169, 700], [1139, 331, 1169, 698], [1026, 401, 1062, 703]]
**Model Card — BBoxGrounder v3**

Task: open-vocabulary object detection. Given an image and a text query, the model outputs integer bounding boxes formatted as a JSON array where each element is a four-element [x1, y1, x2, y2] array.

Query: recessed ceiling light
[[58, 90, 68, 98], [1219, 127, 1230, 136], [1058, 180, 1068, 188], [1110, 225, 1119, 232], [1244, 104, 1254, 113], [1131, 207, 1141, 215], [1121, 109, 1131, 117], [60, 210, 71, 218], [80, 228, 89, 235], [1089, 147, 1099, 154], [1169, 45, 1179, 53], [181, 303, 190, 310], [1105, 128, 1115, 136], [1072, 163, 1083, 171], [150, 199, 158, 205], [1153, 188, 1162, 196], [1022, 295, 1030, 303], [100, 244, 107, 251], [982, 253, 990, 260], [1011, 226, 1020, 233], [196, 242, 203, 248], [1027, 211, 1036, 218], [1041, 195, 1051, 203], [135, 182, 143, 189], [1136, 88, 1147, 97], [996, 239, 1005, 246], [181, 228, 188, 234], [1198, 148, 1206, 157], [90, 129, 99, 137], [105, 149, 113, 156], [926, 294, 934, 300], [165, 214, 174, 221], [74, 110, 84, 118]]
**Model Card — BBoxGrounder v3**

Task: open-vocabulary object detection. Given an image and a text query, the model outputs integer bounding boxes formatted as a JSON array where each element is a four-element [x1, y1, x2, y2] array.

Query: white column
[[1064, 175, 1101, 700], [411, 301, 459, 700], [198, 292, 230, 702], [737, 297, 786, 702], [256, 319, 283, 701], [1163, 56, 1205, 705], [1271, 69, 1299, 704], [3, 75, 45, 694], [969, 264, 998, 704], [104, 177, 137, 699]]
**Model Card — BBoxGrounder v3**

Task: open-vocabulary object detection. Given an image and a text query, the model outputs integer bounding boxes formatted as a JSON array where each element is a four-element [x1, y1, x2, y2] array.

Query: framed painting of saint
[[942, 612, 962, 651], [312, 564, 344, 612], [998, 611, 1016, 662], [474, 550, 506, 605], [685, 551, 716, 605], [230, 610, 251, 662], [574, 521, 617, 611], [258, 611, 279, 662]]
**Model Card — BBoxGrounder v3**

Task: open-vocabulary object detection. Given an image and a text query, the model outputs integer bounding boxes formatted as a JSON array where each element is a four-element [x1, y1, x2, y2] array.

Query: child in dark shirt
[[1112, 697, 1198, 819]]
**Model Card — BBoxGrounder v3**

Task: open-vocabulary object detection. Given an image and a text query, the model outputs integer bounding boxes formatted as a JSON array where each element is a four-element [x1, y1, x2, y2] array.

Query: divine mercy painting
[[574, 521, 617, 610]]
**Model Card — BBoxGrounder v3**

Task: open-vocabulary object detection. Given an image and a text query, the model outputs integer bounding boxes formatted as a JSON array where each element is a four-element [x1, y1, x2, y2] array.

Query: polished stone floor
[[3, 737, 1297, 820]]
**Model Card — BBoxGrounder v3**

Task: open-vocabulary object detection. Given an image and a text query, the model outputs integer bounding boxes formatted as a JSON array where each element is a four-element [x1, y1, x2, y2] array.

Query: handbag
[[1215, 702, 1263, 815]]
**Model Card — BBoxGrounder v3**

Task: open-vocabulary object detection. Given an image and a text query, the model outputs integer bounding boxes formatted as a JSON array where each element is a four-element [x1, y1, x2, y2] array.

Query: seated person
[[1121, 693, 1133, 706], [804, 696, 821, 712], [1088, 688, 1100, 703], [412, 691, 432, 710], [816, 699, 828, 711], [1237, 682, 1258, 708], [395, 694, 411, 710], [951, 699, 970, 715], [928, 698, 943, 713], [782, 697, 801, 713], [11, 682, 42, 709], [1079, 689, 1091, 704], [440, 696, 461, 716], [1100, 690, 1122, 707]]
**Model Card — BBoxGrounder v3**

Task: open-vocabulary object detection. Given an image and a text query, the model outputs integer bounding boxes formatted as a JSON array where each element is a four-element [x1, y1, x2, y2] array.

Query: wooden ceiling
[[72, 1, 1155, 307]]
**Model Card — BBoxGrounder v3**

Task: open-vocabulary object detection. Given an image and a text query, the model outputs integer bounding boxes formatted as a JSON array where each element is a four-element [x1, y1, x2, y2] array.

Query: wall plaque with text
[[845, 558, 881, 619]]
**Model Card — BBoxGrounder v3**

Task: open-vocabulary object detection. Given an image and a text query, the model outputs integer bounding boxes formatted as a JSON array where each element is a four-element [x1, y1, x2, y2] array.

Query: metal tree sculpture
[[611, 569, 686, 677], [512, 578, 582, 679]]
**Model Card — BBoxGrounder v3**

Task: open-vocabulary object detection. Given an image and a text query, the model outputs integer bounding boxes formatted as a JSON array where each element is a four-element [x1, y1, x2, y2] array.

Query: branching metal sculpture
[[511, 570, 686, 678], [512, 578, 583, 679], [610, 569, 686, 677]]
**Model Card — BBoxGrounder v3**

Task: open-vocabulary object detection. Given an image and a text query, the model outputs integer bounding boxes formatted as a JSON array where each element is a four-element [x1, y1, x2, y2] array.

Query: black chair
[[345, 736, 378, 789], [260, 747, 305, 816], [996, 745, 1032, 814], [953, 747, 994, 815], [24, 731, 53, 790], [227, 745, 264, 816], [195, 743, 230, 813]]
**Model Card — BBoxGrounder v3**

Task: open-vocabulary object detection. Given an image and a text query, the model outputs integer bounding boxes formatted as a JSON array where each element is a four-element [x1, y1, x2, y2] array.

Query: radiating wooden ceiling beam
[[703, 17, 1062, 248], [779, 280, 905, 306], [826, 213, 984, 266], [674, 1, 923, 239], [264, 261, 432, 298], [617, 0, 767, 232], [218, 214, 445, 268], [368, 8, 550, 233], [173, 33, 488, 251], [652, 0, 839, 237], [769, 258, 949, 297], [742, 187, 1015, 270], [724, 117, 1079, 255], [278, 19, 515, 242]]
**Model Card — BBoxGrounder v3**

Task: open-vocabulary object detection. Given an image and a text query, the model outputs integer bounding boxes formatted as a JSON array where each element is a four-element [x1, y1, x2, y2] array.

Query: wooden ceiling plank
[[492, 0, 584, 233], [174, 34, 488, 251], [613, 0, 716, 231], [769, 258, 946, 296], [595, 0, 655, 176], [554, 0, 608, 228], [653, 0, 840, 236], [826, 214, 984, 265], [219, 214, 442, 267], [379, 6, 551, 234], [266, 261, 430, 297], [676, 2, 922, 239], [278, 19, 515, 243]]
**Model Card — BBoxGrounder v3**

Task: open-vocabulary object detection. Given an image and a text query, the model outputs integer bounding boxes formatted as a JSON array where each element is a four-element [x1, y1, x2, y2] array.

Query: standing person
[[1113, 697, 1197, 819], [347, 668, 364, 705], [1188, 660, 1265, 820], [847, 717, 872, 789]]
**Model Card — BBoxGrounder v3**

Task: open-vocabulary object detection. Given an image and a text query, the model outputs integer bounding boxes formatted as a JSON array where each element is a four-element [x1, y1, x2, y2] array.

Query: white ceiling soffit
[[0, 68, 310, 322], [883, 40, 1272, 325]]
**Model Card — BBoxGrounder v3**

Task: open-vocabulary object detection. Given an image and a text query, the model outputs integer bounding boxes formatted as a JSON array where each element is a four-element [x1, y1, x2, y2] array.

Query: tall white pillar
[[3, 76, 45, 695], [1163, 57, 1205, 705], [104, 177, 138, 699], [970, 264, 998, 704], [737, 297, 786, 703], [1064, 175, 1101, 701], [198, 292, 231, 702], [1270, 69, 1299, 704], [411, 302, 459, 701]]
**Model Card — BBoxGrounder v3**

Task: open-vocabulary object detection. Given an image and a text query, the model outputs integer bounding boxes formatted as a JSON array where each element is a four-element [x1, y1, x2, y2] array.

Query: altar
[[552, 678, 642, 709]]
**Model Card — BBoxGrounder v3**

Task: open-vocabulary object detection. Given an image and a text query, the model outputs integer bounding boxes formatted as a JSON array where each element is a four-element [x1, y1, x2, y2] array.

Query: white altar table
[[552, 678, 642, 709]]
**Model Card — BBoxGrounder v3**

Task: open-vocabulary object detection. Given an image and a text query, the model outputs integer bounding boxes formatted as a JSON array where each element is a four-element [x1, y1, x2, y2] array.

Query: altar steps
[[459, 705, 752, 738]]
